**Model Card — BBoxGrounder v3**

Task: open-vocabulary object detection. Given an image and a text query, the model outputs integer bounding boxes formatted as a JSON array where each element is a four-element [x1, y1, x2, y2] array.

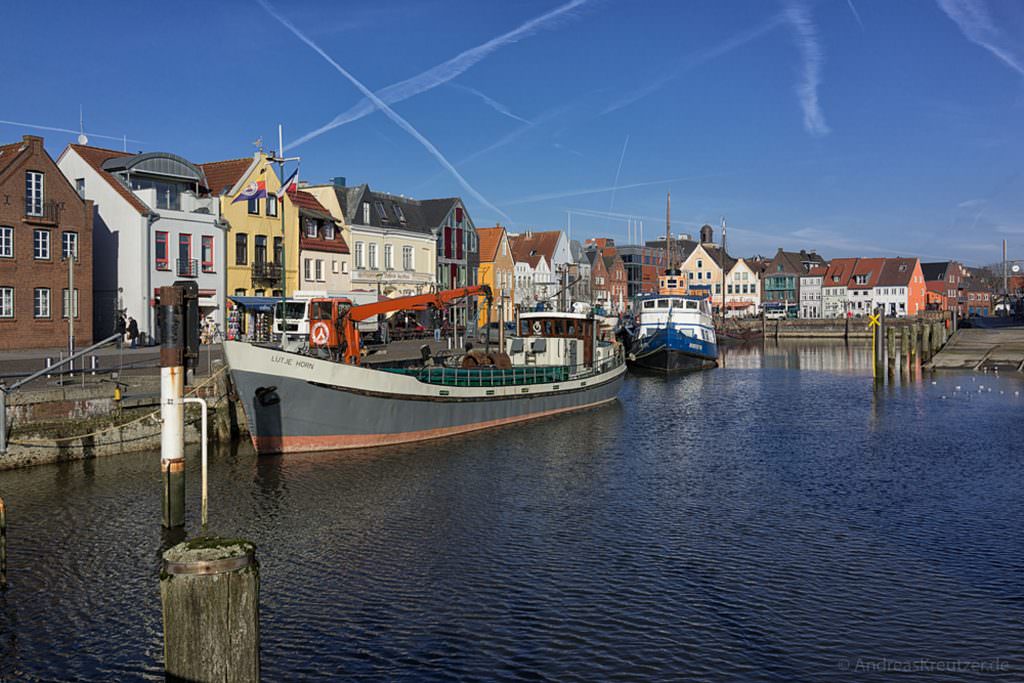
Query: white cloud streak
[[257, 0, 510, 222], [448, 83, 532, 125], [846, 0, 865, 30], [603, 14, 786, 115], [784, 1, 830, 137], [0, 119, 142, 144], [936, 0, 1024, 76], [502, 175, 721, 207], [607, 134, 630, 212], [286, 0, 590, 150]]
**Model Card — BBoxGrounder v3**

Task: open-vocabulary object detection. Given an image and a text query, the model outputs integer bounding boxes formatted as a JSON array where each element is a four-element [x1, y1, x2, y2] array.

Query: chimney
[[332, 176, 347, 188]]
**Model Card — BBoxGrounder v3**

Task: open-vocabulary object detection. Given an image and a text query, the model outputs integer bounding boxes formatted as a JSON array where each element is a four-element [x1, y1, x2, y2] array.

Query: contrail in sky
[[846, 0, 865, 29], [286, 0, 590, 150], [0, 119, 142, 144], [258, 0, 510, 221], [607, 135, 630, 212], [936, 0, 1024, 76], [784, 1, 830, 137], [603, 13, 786, 115], [502, 175, 723, 207], [449, 83, 532, 125]]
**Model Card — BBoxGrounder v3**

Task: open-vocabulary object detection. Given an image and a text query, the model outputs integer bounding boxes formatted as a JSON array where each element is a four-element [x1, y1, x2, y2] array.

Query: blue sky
[[2, 0, 1022, 265]]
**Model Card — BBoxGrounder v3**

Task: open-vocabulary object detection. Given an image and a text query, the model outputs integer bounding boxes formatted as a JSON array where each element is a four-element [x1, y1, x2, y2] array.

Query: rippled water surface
[[1, 341, 1022, 681]]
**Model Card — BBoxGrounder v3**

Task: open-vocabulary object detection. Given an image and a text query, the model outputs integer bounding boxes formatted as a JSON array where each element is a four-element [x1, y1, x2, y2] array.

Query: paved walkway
[[929, 328, 1024, 370]]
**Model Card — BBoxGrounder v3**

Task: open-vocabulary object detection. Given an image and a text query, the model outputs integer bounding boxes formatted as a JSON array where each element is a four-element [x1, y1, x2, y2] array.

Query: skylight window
[[393, 204, 405, 222], [375, 201, 388, 221]]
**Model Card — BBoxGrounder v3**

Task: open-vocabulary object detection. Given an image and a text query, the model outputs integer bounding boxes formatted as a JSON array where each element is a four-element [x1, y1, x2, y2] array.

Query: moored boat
[[625, 290, 718, 373], [224, 287, 626, 454]]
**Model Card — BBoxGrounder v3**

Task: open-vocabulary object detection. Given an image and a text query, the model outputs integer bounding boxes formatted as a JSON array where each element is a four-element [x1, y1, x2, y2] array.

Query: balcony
[[251, 261, 283, 283], [176, 258, 199, 278], [24, 199, 61, 225]]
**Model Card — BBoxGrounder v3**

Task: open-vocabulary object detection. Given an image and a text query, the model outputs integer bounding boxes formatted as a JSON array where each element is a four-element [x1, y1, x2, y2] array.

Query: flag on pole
[[231, 180, 267, 204], [276, 168, 298, 198]]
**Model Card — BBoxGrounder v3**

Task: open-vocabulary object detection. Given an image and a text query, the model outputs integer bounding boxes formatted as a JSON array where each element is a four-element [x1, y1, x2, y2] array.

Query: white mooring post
[[159, 285, 186, 529]]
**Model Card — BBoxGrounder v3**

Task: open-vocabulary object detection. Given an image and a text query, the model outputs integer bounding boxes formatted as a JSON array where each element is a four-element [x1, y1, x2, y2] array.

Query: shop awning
[[228, 296, 277, 313]]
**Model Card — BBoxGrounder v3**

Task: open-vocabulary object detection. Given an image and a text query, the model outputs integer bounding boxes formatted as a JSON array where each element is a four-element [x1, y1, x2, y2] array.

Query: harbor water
[[0, 340, 1021, 680]]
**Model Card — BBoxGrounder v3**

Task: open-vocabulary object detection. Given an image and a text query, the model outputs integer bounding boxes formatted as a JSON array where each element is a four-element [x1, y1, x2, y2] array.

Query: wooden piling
[[922, 322, 932, 358], [0, 497, 6, 589], [161, 538, 259, 682], [886, 326, 896, 377], [900, 326, 910, 362]]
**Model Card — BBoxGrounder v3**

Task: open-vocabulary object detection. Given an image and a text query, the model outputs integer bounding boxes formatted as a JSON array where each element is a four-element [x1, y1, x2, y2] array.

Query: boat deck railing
[[381, 352, 623, 388]]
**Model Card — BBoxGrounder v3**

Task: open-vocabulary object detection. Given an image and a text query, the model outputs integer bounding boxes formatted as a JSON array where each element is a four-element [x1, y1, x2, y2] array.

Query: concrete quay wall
[[1, 369, 248, 471]]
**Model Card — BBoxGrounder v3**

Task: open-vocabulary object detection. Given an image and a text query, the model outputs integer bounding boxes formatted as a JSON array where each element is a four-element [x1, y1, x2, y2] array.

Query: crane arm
[[346, 285, 492, 322]]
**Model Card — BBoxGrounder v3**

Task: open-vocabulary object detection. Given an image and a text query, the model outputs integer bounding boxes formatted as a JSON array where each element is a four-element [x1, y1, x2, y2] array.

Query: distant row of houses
[[0, 133, 1016, 350]]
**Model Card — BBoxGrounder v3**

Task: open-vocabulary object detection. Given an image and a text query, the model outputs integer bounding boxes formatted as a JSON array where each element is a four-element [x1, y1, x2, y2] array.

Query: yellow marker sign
[[868, 313, 881, 328]]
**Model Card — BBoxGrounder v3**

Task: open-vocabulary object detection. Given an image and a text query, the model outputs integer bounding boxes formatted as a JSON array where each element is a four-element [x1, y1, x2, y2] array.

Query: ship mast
[[666, 192, 672, 272]]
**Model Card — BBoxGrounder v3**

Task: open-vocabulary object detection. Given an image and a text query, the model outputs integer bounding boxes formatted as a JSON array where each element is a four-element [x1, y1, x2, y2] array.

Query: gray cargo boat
[[224, 311, 626, 454]]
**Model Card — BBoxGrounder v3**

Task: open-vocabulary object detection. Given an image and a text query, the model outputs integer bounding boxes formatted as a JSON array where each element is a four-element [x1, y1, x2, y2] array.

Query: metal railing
[[176, 258, 199, 278], [251, 261, 283, 282], [24, 198, 60, 223]]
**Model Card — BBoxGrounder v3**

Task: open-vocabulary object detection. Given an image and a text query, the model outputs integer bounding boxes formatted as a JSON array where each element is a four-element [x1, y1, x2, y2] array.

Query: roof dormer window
[[393, 204, 405, 222], [362, 202, 370, 224], [375, 201, 388, 221]]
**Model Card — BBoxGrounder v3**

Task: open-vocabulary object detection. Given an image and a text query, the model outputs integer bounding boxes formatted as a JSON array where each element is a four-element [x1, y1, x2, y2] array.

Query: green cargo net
[[381, 365, 571, 387]]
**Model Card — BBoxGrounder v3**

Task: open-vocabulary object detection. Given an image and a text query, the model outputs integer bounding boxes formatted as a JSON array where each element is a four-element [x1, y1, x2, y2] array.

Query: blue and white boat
[[625, 272, 718, 373]]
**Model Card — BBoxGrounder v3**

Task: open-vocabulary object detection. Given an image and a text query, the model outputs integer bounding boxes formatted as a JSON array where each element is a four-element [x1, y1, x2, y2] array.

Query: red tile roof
[[476, 227, 506, 263], [847, 258, 885, 289], [0, 140, 29, 177], [509, 231, 560, 268], [199, 157, 253, 196], [876, 257, 919, 287], [288, 189, 335, 220], [67, 144, 149, 214], [823, 257, 860, 288], [805, 265, 829, 277]]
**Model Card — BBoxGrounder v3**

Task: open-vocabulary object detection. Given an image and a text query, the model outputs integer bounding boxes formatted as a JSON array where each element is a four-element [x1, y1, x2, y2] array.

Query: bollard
[[45, 357, 52, 379], [0, 496, 6, 590], [90, 355, 98, 376], [161, 538, 260, 682]]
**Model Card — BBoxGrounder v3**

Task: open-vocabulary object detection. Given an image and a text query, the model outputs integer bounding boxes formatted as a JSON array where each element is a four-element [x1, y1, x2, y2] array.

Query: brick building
[[0, 136, 93, 350]]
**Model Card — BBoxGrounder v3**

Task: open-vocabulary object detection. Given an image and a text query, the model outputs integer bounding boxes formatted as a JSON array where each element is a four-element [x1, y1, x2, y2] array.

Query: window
[[332, 260, 339, 274], [304, 218, 317, 238], [202, 236, 214, 272], [247, 197, 259, 215], [384, 244, 394, 270], [273, 237, 283, 264], [62, 231, 78, 259], [368, 243, 377, 269], [74, 178, 85, 198], [374, 201, 388, 221], [33, 229, 50, 259], [0, 287, 12, 317], [130, 177, 183, 210], [156, 231, 169, 269], [62, 288, 79, 319], [266, 194, 277, 217], [315, 259, 324, 282], [341, 261, 348, 274], [697, 259, 703, 268], [25, 172, 43, 216], [179, 234, 191, 260], [715, 284, 721, 294], [304, 258, 312, 281], [236, 233, 248, 265], [362, 202, 370, 224], [234, 288, 247, 296], [0, 227, 12, 258], [727, 284, 734, 294], [323, 222, 335, 240], [355, 242, 364, 269], [393, 204, 405, 222], [254, 235, 267, 264], [402, 245, 413, 270], [33, 288, 50, 318]]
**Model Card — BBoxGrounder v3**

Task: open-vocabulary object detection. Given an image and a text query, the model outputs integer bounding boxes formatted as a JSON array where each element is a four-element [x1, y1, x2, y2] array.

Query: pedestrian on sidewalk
[[115, 313, 127, 349], [128, 317, 139, 349]]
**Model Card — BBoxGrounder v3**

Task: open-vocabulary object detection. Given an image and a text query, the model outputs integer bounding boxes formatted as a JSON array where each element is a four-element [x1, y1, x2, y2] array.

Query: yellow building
[[475, 226, 515, 326], [201, 153, 300, 298]]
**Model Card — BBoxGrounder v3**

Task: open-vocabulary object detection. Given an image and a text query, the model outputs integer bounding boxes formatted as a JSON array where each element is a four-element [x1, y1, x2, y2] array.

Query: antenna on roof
[[122, 134, 127, 152], [77, 105, 88, 145]]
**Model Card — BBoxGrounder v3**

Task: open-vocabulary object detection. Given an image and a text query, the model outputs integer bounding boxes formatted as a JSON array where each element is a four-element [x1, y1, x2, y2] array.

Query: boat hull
[[223, 342, 626, 454], [626, 328, 718, 373]]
